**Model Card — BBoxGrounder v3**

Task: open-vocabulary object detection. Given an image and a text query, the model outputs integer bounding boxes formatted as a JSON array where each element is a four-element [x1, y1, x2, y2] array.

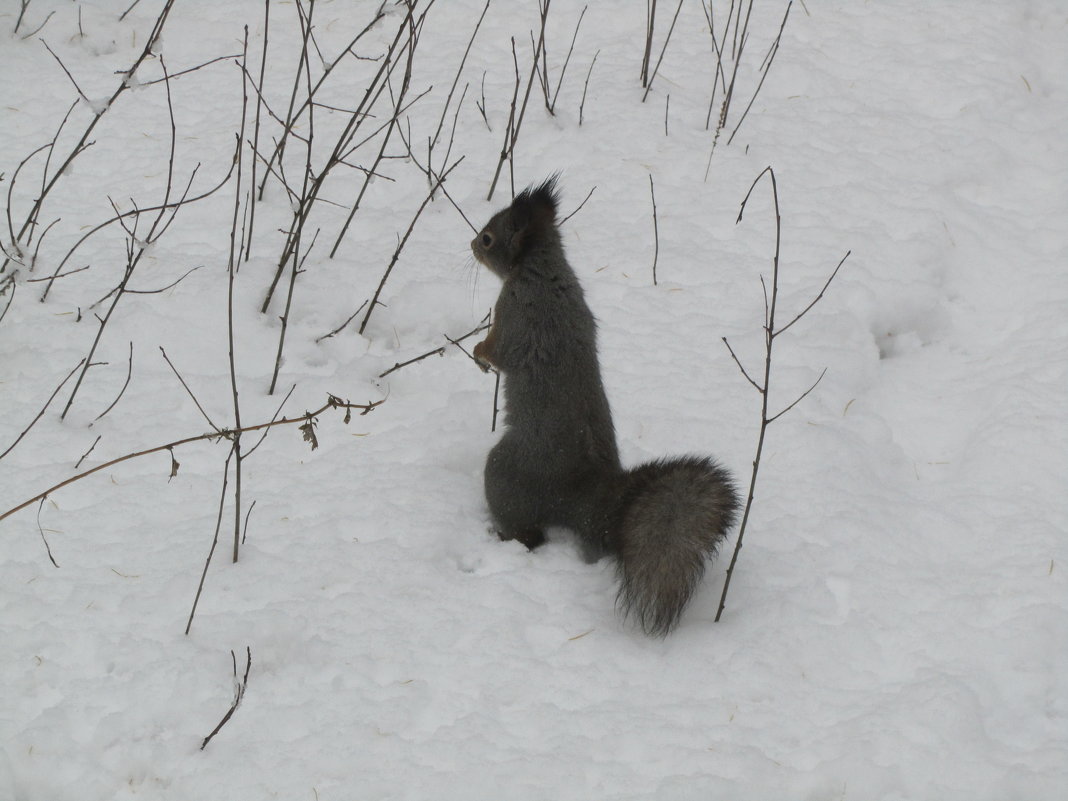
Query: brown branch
[[548, 5, 587, 114], [186, 447, 233, 636], [431, 0, 491, 147], [641, 0, 684, 102], [244, 384, 297, 458], [721, 335, 761, 392], [578, 49, 599, 126], [74, 435, 101, 470], [649, 174, 659, 285], [41, 40, 90, 104], [200, 647, 252, 747], [641, 0, 657, 87], [487, 1, 550, 202], [768, 367, 826, 424], [41, 159, 233, 300], [36, 499, 59, 568], [315, 300, 369, 344], [244, 0, 271, 262], [0, 395, 384, 526], [262, 2, 423, 311], [160, 347, 221, 433], [559, 185, 596, 226], [3, 0, 178, 275], [396, 117, 476, 233], [0, 357, 85, 461], [727, 1, 792, 146], [773, 250, 850, 339], [92, 341, 134, 423]]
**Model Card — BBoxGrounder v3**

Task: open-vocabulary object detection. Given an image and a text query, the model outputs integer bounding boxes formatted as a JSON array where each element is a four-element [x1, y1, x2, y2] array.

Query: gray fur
[[471, 178, 740, 636]]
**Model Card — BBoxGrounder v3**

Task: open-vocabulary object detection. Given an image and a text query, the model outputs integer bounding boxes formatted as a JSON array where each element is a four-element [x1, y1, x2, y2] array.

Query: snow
[[1, 1, 1065, 799]]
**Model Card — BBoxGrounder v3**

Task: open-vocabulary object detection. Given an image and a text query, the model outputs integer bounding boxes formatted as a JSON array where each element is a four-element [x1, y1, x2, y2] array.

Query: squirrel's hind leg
[[497, 528, 547, 550]]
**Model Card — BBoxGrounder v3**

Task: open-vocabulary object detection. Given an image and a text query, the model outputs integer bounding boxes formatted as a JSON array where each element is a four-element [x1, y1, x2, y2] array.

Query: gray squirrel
[[470, 177, 740, 636]]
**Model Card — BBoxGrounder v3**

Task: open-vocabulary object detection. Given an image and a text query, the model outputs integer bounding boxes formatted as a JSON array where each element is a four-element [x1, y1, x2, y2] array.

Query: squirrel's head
[[472, 176, 561, 279]]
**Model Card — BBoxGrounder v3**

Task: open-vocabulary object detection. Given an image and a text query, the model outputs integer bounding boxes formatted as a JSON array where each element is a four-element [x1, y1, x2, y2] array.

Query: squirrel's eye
[[481, 232, 493, 248]]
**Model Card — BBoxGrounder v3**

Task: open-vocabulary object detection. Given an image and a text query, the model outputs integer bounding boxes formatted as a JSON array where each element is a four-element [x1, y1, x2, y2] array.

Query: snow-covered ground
[[1, 2, 1065, 799]]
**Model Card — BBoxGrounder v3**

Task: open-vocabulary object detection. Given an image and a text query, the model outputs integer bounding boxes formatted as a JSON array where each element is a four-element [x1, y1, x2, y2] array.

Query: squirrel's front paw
[[473, 339, 494, 372]]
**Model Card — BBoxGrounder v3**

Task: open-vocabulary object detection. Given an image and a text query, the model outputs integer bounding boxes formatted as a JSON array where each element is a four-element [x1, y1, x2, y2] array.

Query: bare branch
[[773, 250, 850, 338], [649, 174, 659, 285], [721, 336, 761, 392], [36, 499, 59, 568], [641, 0, 684, 103], [200, 647, 252, 747], [559, 186, 593, 227], [0, 358, 85, 461], [160, 347, 221, 433], [768, 367, 826, 424], [315, 300, 369, 344], [92, 342, 134, 423], [1, 395, 385, 526]]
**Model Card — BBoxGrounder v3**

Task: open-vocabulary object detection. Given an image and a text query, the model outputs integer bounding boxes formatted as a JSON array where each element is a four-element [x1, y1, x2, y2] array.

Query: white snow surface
[[1, 2, 1066, 799]]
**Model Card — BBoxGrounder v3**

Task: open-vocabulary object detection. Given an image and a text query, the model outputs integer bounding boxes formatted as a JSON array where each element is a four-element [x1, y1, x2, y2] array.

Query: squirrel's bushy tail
[[613, 456, 740, 636]]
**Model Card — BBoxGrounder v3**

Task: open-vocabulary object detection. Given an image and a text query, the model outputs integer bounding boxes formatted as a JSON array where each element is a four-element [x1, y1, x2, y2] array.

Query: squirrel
[[470, 177, 740, 636]]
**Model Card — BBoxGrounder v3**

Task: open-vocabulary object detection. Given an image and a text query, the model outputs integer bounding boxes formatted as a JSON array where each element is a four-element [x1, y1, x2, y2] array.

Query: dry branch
[[0, 395, 384, 527], [487, 1, 550, 202], [2, 0, 178, 277], [200, 648, 252, 747], [715, 166, 849, 621], [0, 358, 85, 461]]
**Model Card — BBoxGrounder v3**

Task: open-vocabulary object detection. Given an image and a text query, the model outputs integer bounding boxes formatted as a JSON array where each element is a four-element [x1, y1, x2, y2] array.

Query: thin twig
[[244, 0, 271, 261], [378, 312, 491, 377], [241, 500, 257, 545], [487, 2, 549, 202], [245, 384, 296, 457], [773, 250, 850, 338], [41, 40, 90, 104], [548, 5, 587, 114], [649, 174, 659, 285], [160, 347, 221, 433], [559, 185, 596, 226], [3, 0, 178, 275], [186, 446, 233, 636], [92, 341, 134, 423], [720, 336, 761, 392], [228, 27, 251, 563], [125, 265, 202, 295], [726, 1, 792, 146], [578, 49, 599, 126], [432, 0, 491, 147], [200, 647, 252, 748], [641, 0, 684, 102], [641, 0, 657, 87], [768, 367, 826, 423], [315, 300, 369, 343], [0, 358, 85, 461], [136, 53, 242, 86], [74, 435, 102, 470], [36, 499, 59, 568]]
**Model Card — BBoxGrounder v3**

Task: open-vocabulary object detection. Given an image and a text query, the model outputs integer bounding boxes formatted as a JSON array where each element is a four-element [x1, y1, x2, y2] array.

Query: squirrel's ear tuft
[[527, 175, 560, 220], [510, 175, 561, 246]]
